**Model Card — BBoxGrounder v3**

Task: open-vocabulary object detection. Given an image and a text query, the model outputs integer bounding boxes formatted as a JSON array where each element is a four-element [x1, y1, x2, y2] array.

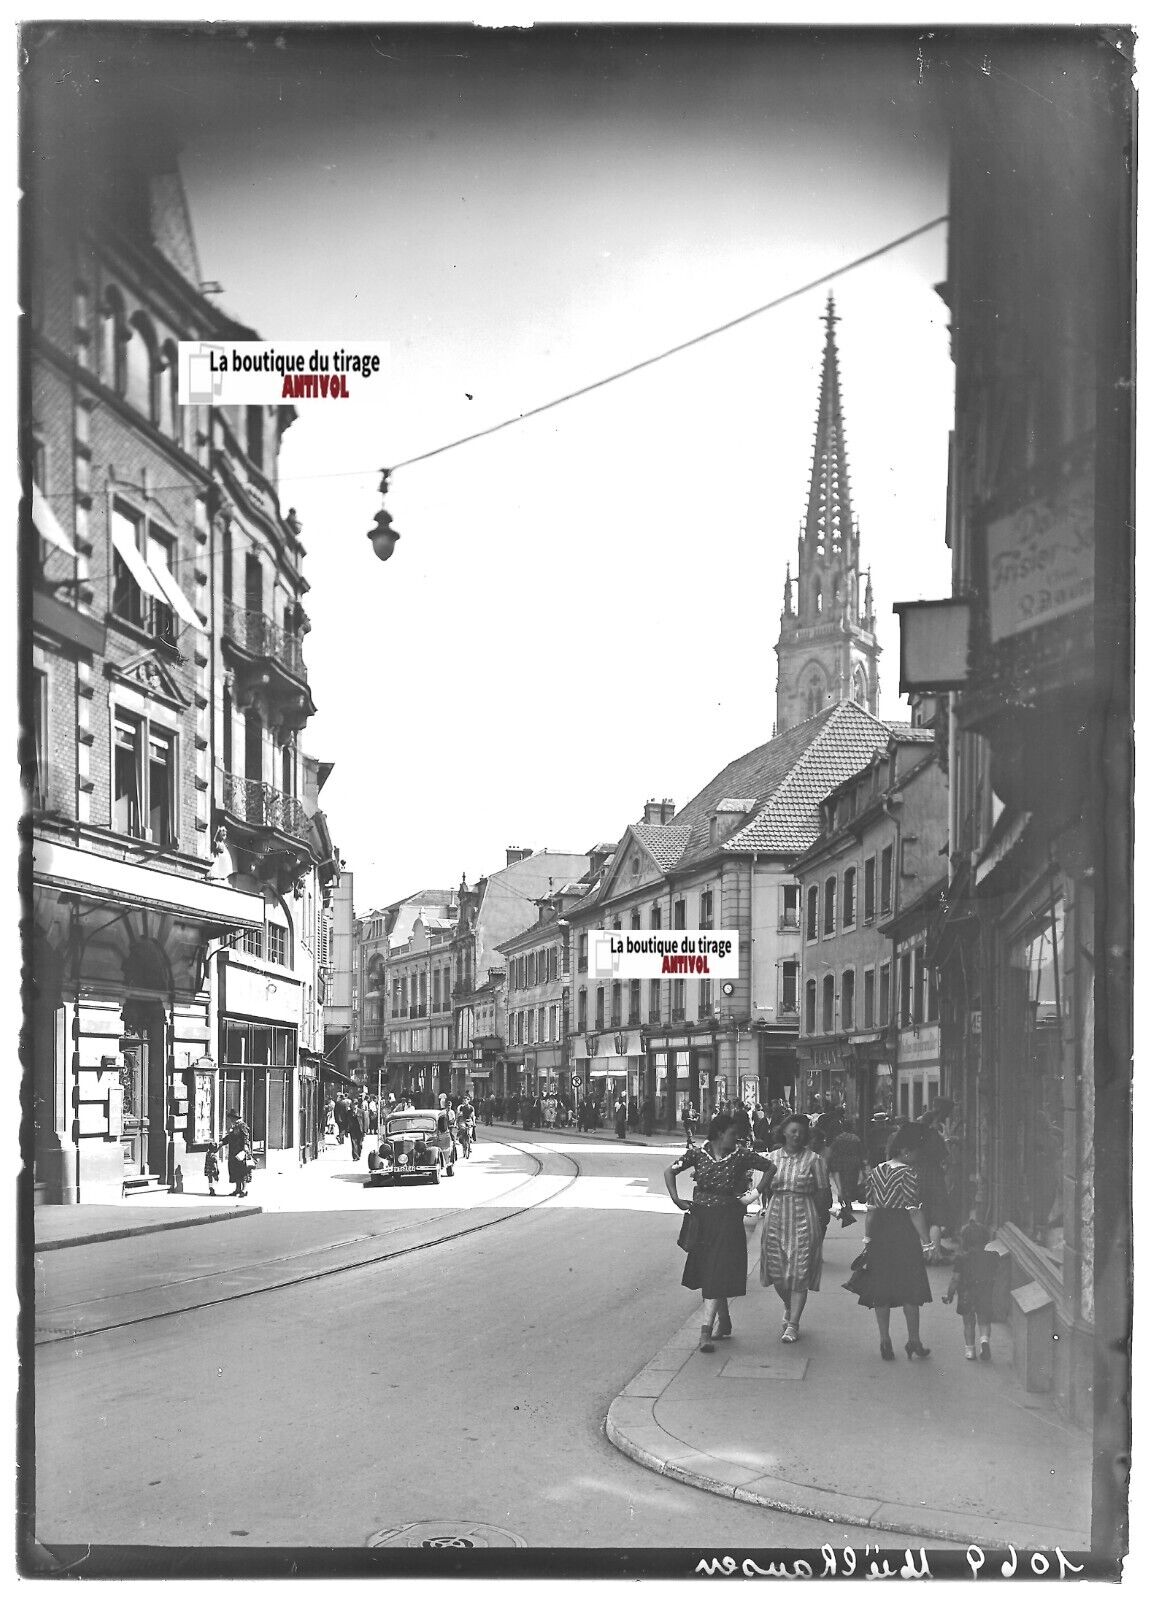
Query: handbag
[[842, 1248, 871, 1298], [677, 1207, 699, 1252]]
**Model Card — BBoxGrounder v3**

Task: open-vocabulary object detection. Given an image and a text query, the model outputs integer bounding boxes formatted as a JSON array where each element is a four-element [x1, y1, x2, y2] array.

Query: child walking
[[203, 1142, 221, 1197], [943, 1216, 998, 1360]]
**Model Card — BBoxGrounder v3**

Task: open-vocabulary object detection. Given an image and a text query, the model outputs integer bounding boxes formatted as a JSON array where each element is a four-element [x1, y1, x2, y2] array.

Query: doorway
[[120, 998, 166, 1179]]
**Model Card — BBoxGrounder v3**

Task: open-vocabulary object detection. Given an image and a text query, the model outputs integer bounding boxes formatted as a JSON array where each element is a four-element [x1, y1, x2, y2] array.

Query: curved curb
[[605, 1310, 1089, 1550]]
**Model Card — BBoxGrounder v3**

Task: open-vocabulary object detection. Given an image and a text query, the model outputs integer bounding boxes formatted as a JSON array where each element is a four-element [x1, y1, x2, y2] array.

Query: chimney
[[660, 797, 676, 824], [642, 798, 664, 825], [505, 847, 534, 867]]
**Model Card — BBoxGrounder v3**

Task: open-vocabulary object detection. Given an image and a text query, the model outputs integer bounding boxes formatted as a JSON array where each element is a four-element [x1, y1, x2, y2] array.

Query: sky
[[43, 24, 959, 914]]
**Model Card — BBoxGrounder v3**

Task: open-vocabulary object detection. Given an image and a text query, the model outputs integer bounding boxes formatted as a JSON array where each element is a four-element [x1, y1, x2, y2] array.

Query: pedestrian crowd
[[664, 1095, 994, 1367]]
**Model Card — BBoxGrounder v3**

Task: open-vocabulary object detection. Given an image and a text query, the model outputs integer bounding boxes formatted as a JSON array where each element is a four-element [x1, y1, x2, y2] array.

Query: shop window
[[823, 877, 836, 936], [805, 980, 816, 1034], [822, 975, 835, 1033], [806, 885, 819, 941]]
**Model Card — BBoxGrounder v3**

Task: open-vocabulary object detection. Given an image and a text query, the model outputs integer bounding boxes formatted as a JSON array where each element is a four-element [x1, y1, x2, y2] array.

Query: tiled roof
[[717, 702, 894, 858], [633, 823, 694, 872]]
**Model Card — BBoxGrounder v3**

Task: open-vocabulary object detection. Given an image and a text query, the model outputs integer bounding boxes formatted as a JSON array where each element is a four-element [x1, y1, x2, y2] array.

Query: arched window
[[841, 969, 856, 1031], [158, 340, 179, 438], [806, 885, 819, 941], [101, 287, 126, 393], [813, 579, 823, 616], [822, 974, 835, 1033], [805, 979, 816, 1035], [125, 313, 157, 420]]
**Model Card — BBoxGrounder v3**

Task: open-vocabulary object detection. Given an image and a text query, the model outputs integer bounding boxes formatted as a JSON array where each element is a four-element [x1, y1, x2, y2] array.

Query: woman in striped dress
[[856, 1124, 933, 1360], [758, 1114, 831, 1343]]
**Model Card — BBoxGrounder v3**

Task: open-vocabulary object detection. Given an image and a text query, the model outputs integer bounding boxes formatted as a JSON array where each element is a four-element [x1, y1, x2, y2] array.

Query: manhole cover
[[368, 1520, 526, 1549]]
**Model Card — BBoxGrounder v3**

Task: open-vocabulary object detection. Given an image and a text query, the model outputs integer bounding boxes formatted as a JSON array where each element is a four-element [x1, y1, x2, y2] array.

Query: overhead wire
[[32, 211, 949, 578]]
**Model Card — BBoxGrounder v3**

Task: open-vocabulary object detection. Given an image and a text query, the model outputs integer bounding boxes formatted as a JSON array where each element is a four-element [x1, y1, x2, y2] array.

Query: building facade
[[498, 888, 584, 1107], [566, 706, 898, 1130], [896, 32, 1132, 1473], [793, 730, 946, 1133], [449, 849, 592, 1102], [775, 296, 881, 733], [24, 96, 335, 1201]]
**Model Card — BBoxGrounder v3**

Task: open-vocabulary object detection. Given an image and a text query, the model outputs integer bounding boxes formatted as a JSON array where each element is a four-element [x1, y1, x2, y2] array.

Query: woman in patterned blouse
[[665, 1109, 774, 1353], [856, 1123, 933, 1360], [756, 1113, 832, 1343]]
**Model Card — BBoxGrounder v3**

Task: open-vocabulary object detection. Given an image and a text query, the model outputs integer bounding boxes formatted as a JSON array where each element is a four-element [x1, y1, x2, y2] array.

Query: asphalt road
[[34, 1128, 886, 1557]]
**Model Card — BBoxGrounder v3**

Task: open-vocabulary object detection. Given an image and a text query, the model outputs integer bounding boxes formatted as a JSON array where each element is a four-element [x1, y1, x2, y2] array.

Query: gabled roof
[[633, 823, 693, 872], [720, 703, 894, 856]]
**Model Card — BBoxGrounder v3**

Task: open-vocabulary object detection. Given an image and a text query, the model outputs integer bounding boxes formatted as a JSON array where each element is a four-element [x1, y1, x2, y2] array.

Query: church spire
[[774, 296, 881, 734], [803, 293, 855, 560]]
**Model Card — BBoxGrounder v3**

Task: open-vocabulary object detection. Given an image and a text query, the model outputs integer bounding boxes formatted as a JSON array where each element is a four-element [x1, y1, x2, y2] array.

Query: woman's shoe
[[964, 1346, 977, 1361], [905, 1340, 932, 1360], [698, 1325, 716, 1353], [978, 1338, 991, 1362], [716, 1311, 733, 1338], [781, 1324, 798, 1344], [880, 1338, 895, 1361]]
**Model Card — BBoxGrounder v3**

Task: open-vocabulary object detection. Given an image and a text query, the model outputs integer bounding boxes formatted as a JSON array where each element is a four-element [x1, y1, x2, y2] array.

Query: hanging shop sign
[[986, 469, 1094, 643]]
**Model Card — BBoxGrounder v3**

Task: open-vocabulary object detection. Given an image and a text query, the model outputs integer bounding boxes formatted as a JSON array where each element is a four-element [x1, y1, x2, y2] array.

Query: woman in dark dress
[[857, 1124, 932, 1360], [218, 1109, 254, 1199], [664, 1109, 775, 1353]]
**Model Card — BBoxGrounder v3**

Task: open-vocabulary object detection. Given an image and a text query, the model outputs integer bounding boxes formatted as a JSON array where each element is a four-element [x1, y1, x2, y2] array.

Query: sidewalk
[[607, 1220, 1092, 1548]]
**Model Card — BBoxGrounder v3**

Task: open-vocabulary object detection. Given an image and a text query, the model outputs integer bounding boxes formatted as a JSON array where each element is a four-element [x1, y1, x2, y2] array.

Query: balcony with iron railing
[[219, 770, 310, 843], [223, 598, 308, 684]]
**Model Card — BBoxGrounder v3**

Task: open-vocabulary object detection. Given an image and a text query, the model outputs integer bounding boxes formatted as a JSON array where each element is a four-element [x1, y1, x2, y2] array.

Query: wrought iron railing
[[220, 771, 310, 841], [223, 598, 306, 680]]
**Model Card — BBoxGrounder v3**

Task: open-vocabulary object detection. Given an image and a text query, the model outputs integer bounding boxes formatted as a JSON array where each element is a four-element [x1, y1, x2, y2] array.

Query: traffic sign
[[571, 1075, 582, 1087]]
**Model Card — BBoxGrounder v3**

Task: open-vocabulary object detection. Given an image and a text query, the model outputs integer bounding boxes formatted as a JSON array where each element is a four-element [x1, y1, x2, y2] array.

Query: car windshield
[[385, 1116, 437, 1137]]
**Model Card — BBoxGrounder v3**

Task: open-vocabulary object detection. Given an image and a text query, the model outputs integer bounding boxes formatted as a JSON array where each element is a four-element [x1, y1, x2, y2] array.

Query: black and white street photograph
[[17, 18, 1134, 1580]]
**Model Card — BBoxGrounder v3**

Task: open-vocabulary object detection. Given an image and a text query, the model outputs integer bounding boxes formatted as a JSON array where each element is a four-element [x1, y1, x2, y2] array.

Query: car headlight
[[398, 1153, 409, 1166]]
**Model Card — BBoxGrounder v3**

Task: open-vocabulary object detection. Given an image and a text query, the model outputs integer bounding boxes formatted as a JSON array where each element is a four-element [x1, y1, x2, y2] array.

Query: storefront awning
[[975, 808, 1033, 891], [33, 838, 266, 929], [32, 484, 78, 556]]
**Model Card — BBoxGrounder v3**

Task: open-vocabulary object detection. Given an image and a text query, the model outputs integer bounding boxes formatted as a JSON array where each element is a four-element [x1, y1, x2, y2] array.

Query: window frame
[[823, 876, 837, 938], [806, 884, 819, 942], [842, 866, 856, 930], [112, 707, 177, 846]]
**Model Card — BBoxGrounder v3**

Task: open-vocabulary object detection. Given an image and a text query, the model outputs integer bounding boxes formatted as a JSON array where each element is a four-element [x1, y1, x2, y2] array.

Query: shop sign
[[897, 1026, 940, 1064], [986, 470, 1094, 642]]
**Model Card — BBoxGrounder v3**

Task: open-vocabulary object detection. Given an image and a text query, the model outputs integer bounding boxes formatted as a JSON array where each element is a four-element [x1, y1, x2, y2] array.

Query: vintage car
[[366, 1110, 456, 1185]]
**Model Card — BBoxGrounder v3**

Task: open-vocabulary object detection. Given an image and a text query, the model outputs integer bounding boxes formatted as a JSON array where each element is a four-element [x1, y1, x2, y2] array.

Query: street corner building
[[22, 87, 340, 1203], [892, 29, 1133, 1497]]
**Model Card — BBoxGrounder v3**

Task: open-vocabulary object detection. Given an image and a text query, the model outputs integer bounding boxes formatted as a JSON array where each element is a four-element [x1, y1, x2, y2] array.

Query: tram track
[[34, 1133, 584, 1347]]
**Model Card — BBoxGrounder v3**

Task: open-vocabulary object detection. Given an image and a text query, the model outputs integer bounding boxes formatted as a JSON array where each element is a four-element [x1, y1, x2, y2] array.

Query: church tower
[[775, 295, 880, 732]]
